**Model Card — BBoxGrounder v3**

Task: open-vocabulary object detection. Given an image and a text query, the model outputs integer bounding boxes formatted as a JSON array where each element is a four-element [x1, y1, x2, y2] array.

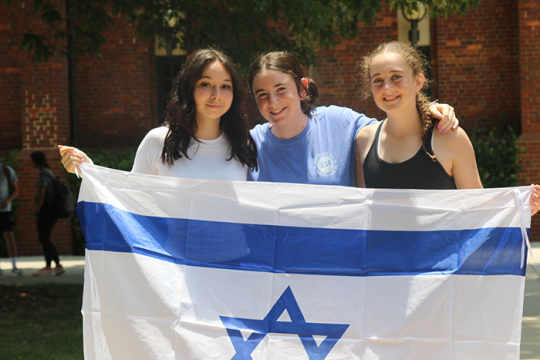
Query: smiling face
[[369, 52, 424, 115], [252, 69, 307, 136], [193, 61, 234, 124]]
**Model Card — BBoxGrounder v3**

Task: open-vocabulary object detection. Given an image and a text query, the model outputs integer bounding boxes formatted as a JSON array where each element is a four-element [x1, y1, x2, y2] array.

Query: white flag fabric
[[78, 164, 532, 360]]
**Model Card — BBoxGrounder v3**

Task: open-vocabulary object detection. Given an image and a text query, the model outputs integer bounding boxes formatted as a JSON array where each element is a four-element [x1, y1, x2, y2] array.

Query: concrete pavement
[[0, 254, 85, 285], [2, 243, 540, 358]]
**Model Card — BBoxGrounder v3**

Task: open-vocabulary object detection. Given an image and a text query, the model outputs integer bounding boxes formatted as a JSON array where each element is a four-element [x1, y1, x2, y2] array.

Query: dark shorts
[[0, 211, 14, 232]]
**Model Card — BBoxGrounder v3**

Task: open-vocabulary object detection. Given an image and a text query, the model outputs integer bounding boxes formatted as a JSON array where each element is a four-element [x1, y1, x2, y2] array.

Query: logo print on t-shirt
[[315, 153, 336, 177]]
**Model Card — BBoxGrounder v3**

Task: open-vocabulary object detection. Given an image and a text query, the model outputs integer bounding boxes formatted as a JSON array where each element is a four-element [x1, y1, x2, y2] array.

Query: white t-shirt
[[131, 126, 247, 181]]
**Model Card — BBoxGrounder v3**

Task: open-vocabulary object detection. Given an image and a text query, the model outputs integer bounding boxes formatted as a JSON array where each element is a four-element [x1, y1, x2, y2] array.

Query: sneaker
[[10, 268, 23, 276], [33, 267, 54, 277], [53, 265, 65, 276]]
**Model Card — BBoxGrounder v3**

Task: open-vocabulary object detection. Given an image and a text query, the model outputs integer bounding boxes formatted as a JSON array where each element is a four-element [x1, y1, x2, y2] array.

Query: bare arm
[[439, 128, 540, 216], [354, 146, 366, 188], [34, 186, 47, 214], [354, 125, 378, 188], [0, 181, 18, 209], [442, 127, 483, 189]]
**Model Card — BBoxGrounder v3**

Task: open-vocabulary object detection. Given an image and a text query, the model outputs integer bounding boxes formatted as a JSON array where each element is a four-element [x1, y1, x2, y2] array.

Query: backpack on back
[[43, 172, 75, 219], [1, 164, 15, 196]]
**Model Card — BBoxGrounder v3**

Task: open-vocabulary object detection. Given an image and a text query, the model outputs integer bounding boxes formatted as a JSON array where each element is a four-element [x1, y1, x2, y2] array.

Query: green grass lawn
[[0, 283, 84, 360]]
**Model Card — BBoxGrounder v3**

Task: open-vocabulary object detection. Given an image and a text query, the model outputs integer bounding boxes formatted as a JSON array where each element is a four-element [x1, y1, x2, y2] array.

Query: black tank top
[[363, 121, 454, 189]]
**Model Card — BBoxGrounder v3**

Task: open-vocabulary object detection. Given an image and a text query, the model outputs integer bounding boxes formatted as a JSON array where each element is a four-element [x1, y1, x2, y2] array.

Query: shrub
[[469, 126, 524, 188]]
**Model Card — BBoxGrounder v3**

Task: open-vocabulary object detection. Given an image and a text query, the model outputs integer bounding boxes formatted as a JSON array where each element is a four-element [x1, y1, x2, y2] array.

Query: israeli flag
[[78, 164, 532, 360]]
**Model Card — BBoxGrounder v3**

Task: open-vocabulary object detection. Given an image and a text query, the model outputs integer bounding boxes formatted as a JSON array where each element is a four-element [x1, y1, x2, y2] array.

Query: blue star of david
[[220, 286, 350, 360]]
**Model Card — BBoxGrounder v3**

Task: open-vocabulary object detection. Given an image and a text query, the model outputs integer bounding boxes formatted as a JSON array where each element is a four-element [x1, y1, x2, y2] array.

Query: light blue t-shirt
[[249, 106, 378, 186], [0, 164, 18, 213]]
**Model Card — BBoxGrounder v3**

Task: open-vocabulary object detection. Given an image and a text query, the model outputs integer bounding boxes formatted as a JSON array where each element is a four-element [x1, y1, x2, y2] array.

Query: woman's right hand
[[58, 145, 90, 174]]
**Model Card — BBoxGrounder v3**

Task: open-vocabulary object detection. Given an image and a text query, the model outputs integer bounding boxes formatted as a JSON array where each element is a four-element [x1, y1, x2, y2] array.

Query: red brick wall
[[517, 0, 540, 241], [3, 0, 540, 254], [74, 16, 157, 149], [311, 5, 395, 121], [0, 3, 159, 256], [433, 0, 521, 131], [0, 1, 73, 255], [0, 3, 22, 151]]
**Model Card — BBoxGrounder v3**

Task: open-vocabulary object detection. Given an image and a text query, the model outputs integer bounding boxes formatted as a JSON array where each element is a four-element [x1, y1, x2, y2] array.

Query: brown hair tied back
[[248, 52, 319, 117], [358, 42, 434, 155], [30, 151, 50, 169]]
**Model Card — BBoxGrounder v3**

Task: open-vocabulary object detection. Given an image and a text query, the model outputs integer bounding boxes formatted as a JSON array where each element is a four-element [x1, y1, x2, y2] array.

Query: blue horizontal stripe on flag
[[78, 202, 526, 277]]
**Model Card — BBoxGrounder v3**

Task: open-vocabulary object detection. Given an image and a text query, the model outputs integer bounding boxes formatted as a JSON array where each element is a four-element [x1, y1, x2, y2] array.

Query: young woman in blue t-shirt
[[247, 51, 458, 186]]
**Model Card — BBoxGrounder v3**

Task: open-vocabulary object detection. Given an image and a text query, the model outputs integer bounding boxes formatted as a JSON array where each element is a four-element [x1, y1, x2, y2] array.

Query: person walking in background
[[0, 162, 23, 276], [30, 151, 65, 277]]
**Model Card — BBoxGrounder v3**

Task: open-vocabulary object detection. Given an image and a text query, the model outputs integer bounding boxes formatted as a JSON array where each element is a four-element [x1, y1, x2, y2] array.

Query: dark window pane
[[163, 63, 171, 78], [417, 45, 432, 99], [156, 56, 186, 124]]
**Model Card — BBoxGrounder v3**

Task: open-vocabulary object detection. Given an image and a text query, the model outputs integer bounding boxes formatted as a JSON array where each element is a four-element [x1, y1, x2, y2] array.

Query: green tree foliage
[[0, 149, 20, 169], [4, 0, 479, 72]]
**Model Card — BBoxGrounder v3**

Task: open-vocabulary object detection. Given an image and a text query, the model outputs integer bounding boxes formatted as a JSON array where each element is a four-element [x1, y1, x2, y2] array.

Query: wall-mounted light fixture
[[402, 5, 428, 47]]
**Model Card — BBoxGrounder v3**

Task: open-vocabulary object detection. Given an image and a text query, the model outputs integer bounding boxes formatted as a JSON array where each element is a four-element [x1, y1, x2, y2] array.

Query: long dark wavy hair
[[161, 48, 258, 170], [248, 52, 319, 117]]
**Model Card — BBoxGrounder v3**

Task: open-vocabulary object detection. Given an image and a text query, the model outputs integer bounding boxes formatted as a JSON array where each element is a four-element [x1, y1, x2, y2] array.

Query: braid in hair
[[358, 41, 437, 161], [417, 92, 436, 162]]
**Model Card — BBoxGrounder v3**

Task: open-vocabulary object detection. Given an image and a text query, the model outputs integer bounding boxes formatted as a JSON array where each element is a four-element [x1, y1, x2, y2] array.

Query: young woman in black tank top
[[354, 42, 540, 215]]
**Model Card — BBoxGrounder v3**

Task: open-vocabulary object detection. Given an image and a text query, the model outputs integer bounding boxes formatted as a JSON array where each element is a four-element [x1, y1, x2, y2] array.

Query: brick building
[[1, 0, 539, 255]]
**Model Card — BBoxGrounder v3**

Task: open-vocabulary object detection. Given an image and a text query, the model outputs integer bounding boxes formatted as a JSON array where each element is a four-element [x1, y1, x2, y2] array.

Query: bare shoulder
[[433, 126, 473, 150], [356, 123, 379, 158], [356, 123, 379, 144]]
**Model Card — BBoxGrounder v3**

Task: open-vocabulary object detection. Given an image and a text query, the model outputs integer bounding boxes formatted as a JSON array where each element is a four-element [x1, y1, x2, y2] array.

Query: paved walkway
[[0, 254, 85, 285], [2, 243, 540, 358]]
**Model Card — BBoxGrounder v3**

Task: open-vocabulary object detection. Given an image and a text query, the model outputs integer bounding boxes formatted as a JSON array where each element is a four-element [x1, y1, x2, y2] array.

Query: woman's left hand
[[531, 184, 540, 216], [428, 103, 458, 133]]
